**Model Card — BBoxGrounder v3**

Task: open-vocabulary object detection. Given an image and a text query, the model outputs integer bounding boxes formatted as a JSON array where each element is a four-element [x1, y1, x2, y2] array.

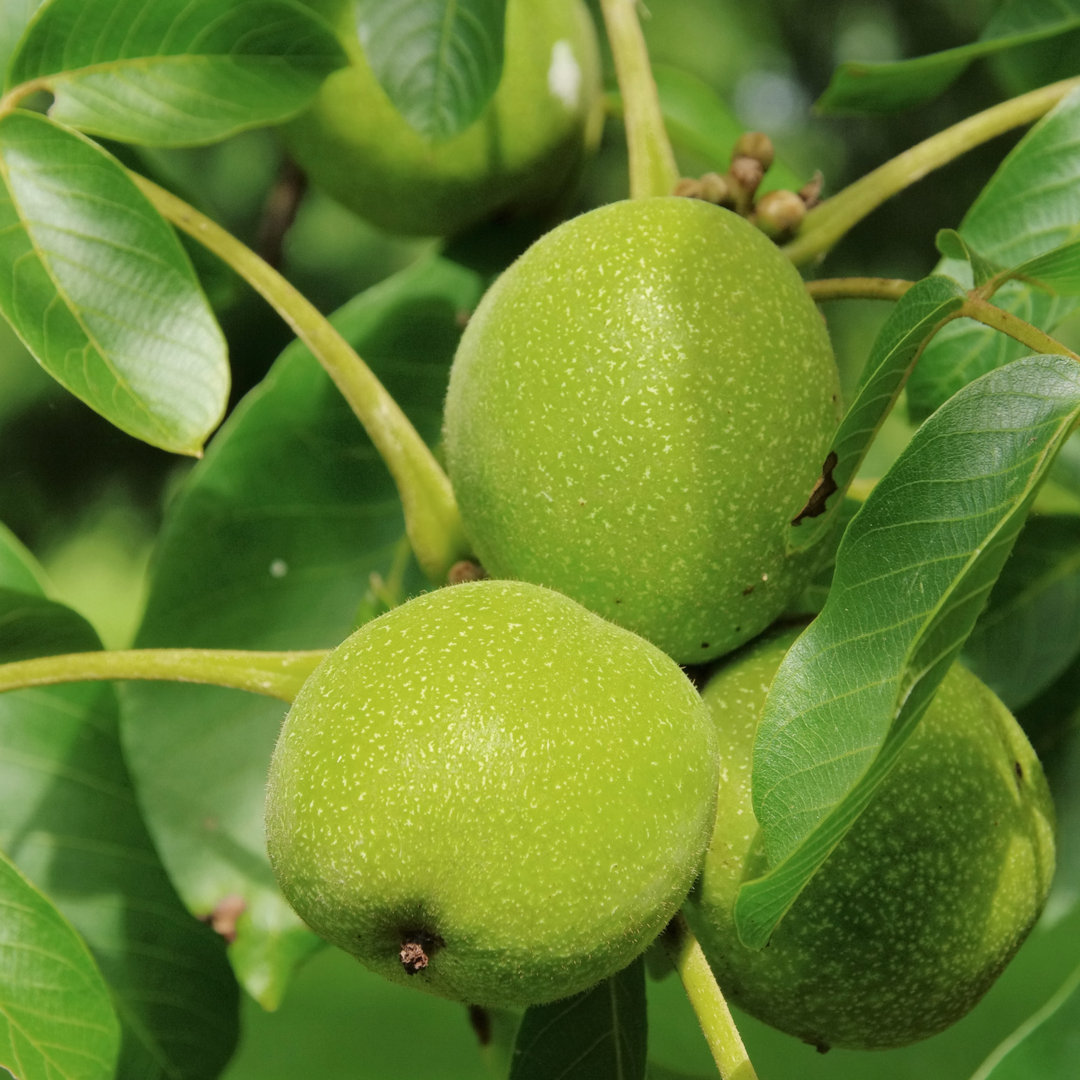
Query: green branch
[[599, 0, 678, 198], [664, 914, 759, 1080], [130, 175, 469, 583], [784, 76, 1080, 266], [806, 276, 914, 302], [958, 297, 1080, 363], [0, 648, 327, 703]]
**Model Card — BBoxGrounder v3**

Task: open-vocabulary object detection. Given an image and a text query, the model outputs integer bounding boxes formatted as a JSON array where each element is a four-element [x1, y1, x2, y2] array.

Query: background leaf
[[6, 0, 347, 146], [817, 0, 1080, 114], [0, 0, 42, 78], [0, 534, 240, 1080], [509, 958, 646, 1080], [963, 515, 1080, 710], [122, 256, 484, 1007], [735, 354, 1080, 948], [969, 960, 1080, 1079], [0, 111, 228, 455], [0, 849, 119, 1080], [907, 88, 1080, 420], [354, 0, 505, 139]]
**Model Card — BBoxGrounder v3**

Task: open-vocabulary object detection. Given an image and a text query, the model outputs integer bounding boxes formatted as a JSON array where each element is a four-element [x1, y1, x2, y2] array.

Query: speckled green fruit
[[265, 579, 718, 1007], [283, 0, 601, 236], [684, 628, 1057, 1050], [443, 197, 842, 665]]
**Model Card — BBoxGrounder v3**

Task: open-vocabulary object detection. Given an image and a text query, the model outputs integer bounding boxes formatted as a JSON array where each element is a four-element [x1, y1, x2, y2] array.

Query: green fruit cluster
[[684, 627, 1056, 1050], [283, 0, 602, 236], [265, 579, 718, 1007], [444, 196, 842, 663]]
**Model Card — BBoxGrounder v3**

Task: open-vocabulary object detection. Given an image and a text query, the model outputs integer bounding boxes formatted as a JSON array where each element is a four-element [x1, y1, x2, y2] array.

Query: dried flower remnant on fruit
[[448, 559, 488, 585], [400, 932, 442, 974]]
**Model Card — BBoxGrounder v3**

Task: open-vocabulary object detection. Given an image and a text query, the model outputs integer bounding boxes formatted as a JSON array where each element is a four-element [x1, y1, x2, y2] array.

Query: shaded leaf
[[7, 0, 347, 146], [817, 0, 1080, 114], [970, 960, 1080, 1079], [1005, 235, 1080, 295], [510, 958, 646, 1080], [0, 535, 240, 1080], [964, 515, 1080, 710], [908, 87, 1080, 420], [0, 849, 119, 1080], [122, 255, 484, 1007], [355, 0, 505, 139], [735, 354, 1080, 948], [0, 110, 228, 454], [790, 274, 966, 552]]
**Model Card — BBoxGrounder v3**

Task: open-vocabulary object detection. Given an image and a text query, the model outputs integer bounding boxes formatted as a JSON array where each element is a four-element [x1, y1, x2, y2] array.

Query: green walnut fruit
[[444, 197, 842, 664], [683, 627, 1057, 1050], [283, 0, 602, 236], [265, 579, 718, 1007]]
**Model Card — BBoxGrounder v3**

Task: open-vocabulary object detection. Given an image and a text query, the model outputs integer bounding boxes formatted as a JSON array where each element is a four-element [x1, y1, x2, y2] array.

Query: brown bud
[[732, 131, 775, 172], [673, 177, 704, 199], [753, 189, 807, 240], [699, 172, 732, 206], [728, 156, 766, 210], [448, 560, 488, 585]]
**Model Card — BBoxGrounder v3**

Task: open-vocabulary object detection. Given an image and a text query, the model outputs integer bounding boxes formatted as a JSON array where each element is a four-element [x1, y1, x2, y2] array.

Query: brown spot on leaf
[[201, 894, 246, 943], [742, 585, 755, 596], [791, 450, 839, 526], [1014, 760, 1024, 782]]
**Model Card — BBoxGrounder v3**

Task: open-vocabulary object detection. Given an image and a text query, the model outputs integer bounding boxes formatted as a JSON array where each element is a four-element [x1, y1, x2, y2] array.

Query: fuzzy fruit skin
[[444, 198, 842, 664], [265, 579, 718, 1007], [684, 628, 1056, 1051], [283, 0, 602, 236]]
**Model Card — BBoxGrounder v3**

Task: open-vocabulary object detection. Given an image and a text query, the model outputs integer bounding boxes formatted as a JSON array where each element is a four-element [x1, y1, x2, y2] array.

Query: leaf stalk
[[784, 76, 1080, 265], [130, 174, 469, 583], [599, 0, 679, 199]]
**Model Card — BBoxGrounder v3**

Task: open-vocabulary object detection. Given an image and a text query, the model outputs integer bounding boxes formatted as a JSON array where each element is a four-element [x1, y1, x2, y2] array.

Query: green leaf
[[122, 255, 484, 1007], [354, 0, 505, 139], [964, 515, 1080, 710], [817, 0, 1080, 114], [1004, 234, 1080, 295], [0, 536, 240, 1080], [970, 960, 1080, 1079], [0, 521, 45, 596], [0, 849, 120, 1080], [789, 274, 966, 551], [0, 0, 42, 79], [935, 228, 1001, 287], [908, 88, 1080, 420], [509, 958, 646, 1080], [6, 0, 347, 146], [0, 110, 228, 455], [734, 353, 1080, 949]]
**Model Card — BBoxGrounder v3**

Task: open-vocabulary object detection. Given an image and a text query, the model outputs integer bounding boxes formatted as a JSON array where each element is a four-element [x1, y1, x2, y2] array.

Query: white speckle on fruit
[[269, 558, 288, 578], [548, 40, 582, 108]]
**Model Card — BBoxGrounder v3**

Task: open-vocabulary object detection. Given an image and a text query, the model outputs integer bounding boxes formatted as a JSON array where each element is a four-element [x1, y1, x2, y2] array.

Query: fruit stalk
[[784, 76, 1080, 265], [599, 0, 679, 198], [664, 914, 759, 1080], [130, 174, 470, 583], [0, 648, 326, 702]]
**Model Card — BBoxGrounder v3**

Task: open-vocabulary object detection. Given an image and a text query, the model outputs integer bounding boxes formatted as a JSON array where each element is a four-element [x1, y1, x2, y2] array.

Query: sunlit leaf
[[817, 0, 1080, 113], [6, 0, 347, 146], [735, 354, 1080, 948], [0, 111, 228, 454], [354, 0, 505, 139], [510, 958, 646, 1080], [0, 849, 120, 1080], [122, 255, 485, 1007], [908, 88, 1080, 420]]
